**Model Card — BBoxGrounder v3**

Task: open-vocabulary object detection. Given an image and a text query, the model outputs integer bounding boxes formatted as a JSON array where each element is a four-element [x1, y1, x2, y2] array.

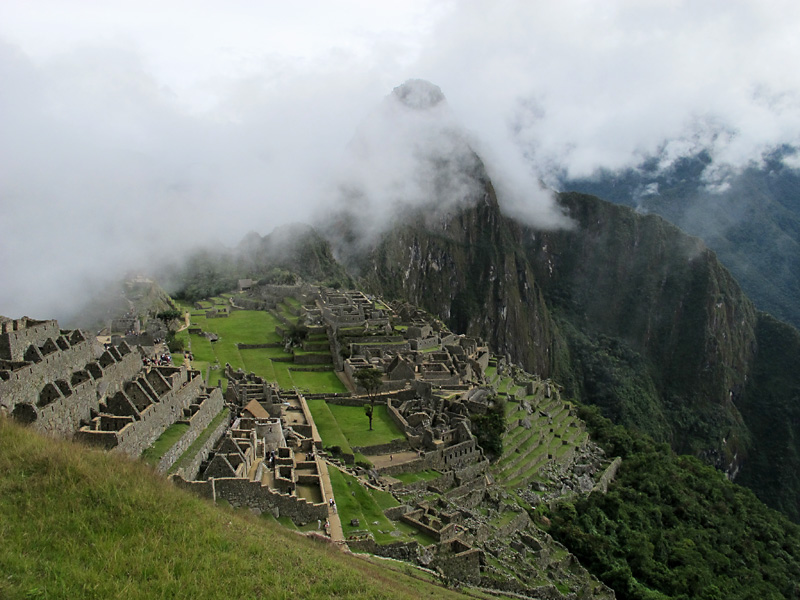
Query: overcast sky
[[3, 0, 800, 320]]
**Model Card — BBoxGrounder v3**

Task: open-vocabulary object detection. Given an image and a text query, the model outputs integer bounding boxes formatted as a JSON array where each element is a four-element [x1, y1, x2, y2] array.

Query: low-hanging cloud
[[323, 79, 566, 249], [418, 0, 800, 186], [3, 0, 800, 321]]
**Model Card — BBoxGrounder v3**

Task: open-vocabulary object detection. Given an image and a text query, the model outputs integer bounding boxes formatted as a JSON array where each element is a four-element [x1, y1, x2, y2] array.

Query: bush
[[166, 331, 185, 353]]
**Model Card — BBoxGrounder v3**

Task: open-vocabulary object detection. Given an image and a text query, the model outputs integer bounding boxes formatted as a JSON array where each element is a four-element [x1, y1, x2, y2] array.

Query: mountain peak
[[391, 79, 446, 110]]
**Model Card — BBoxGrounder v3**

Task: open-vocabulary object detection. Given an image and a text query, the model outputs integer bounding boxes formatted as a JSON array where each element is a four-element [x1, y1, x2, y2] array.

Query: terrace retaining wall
[[155, 388, 225, 474], [172, 410, 231, 480]]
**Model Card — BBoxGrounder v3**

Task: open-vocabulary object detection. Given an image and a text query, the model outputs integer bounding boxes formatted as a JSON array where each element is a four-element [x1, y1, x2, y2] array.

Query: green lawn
[[329, 466, 411, 545], [306, 400, 353, 454], [288, 370, 347, 394], [327, 404, 405, 448], [239, 348, 277, 380], [184, 305, 346, 394], [0, 418, 471, 600]]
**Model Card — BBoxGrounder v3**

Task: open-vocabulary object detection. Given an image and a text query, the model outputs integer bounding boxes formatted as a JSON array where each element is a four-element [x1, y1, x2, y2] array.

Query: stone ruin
[[1, 315, 224, 471], [172, 369, 329, 526]]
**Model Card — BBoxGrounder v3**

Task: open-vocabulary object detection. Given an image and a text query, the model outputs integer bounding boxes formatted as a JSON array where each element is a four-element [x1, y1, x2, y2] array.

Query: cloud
[[0, 40, 386, 321], [3, 0, 800, 320], [322, 79, 568, 248], [415, 0, 800, 183]]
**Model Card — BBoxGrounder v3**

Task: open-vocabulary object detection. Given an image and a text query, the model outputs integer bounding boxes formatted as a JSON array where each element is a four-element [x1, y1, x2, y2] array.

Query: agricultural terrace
[[327, 466, 434, 545]]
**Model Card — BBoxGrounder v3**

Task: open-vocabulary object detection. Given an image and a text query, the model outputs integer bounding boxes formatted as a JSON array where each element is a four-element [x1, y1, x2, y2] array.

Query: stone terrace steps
[[495, 397, 589, 490], [498, 433, 547, 483]]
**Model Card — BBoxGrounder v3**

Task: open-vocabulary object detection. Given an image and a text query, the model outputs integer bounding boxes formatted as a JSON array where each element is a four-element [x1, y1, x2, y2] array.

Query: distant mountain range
[[561, 146, 800, 330]]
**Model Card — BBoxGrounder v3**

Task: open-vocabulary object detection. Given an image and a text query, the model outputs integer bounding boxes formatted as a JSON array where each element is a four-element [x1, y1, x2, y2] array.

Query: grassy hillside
[[0, 417, 476, 600]]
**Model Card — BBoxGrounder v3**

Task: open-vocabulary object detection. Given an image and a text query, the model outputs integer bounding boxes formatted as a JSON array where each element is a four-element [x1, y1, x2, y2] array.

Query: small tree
[[284, 322, 308, 347], [364, 403, 374, 431], [354, 367, 383, 431]]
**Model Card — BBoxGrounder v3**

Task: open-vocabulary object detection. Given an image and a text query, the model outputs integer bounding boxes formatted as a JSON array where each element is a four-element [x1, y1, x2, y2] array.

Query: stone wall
[[437, 439, 482, 470], [236, 343, 281, 350], [346, 539, 422, 562], [230, 297, 266, 311], [0, 318, 62, 361], [386, 399, 410, 435], [591, 456, 622, 494], [376, 439, 483, 476], [352, 438, 411, 456], [0, 336, 96, 408], [175, 476, 328, 525], [432, 547, 483, 585], [410, 337, 440, 351], [350, 341, 411, 355], [292, 353, 332, 365], [296, 394, 323, 450], [172, 409, 231, 480], [155, 388, 225, 474], [76, 370, 204, 458], [34, 381, 98, 438], [2, 338, 143, 438]]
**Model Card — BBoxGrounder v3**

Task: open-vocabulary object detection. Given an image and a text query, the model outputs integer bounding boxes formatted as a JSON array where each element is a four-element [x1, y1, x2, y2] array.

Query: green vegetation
[[307, 400, 403, 453], [738, 312, 800, 521], [353, 368, 383, 430], [156, 309, 183, 322], [306, 400, 353, 455], [0, 417, 471, 600], [469, 395, 505, 460], [561, 322, 670, 444], [548, 406, 800, 600], [141, 422, 189, 466], [327, 403, 405, 448], [286, 369, 347, 394], [327, 466, 430, 545], [181, 304, 346, 394]]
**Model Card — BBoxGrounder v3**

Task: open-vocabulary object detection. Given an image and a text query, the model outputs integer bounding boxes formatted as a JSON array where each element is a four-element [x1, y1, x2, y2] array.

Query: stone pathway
[[317, 457, 345, 544], [365, 450, 420, 470]]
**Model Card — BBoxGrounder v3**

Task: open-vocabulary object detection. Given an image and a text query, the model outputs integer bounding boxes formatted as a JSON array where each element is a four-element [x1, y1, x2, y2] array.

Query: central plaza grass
[[183, 307, 347, 394], [327, 403, 405, 448]]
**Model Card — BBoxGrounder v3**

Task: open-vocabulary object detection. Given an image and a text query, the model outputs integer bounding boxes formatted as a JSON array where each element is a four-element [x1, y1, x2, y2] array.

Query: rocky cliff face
[[527, 193, 758, 462], [358, 179, 564, 379], [316, 79, 800, 520]]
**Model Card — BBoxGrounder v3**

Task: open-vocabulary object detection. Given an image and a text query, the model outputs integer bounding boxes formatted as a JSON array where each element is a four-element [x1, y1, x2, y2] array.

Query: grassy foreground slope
[[0, 418, 472, 600]]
